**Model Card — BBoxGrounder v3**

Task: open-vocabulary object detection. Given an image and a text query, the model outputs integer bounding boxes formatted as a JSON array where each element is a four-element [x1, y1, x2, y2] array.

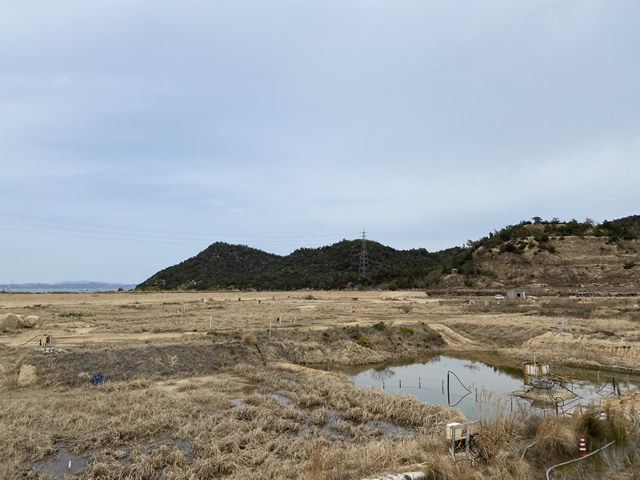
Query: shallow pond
[[319, 352, 640, 421]]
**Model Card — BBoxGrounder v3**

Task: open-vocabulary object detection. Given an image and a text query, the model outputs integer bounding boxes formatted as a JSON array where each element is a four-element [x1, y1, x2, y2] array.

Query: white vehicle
[[494, 294, 504, 299]]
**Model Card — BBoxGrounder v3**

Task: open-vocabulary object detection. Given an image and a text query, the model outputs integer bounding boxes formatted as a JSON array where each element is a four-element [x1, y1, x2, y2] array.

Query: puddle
[[321, 408, 342, 438], [272, 393, 295, 407], [32, 445, 93, 478], [297, 407, 413, 442], [175, 439, 194, 462], [363, 419, 416, 437], [33, 437, 194, 477], [320, 352, 640, 421]]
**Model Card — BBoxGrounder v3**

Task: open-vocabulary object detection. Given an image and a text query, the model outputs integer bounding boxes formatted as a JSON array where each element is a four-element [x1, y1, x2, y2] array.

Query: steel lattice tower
[[359, 229, 370, 278]]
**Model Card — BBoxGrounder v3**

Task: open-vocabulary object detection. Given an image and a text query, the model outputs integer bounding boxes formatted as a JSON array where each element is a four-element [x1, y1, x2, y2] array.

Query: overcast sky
[[1, 1, 639, 284]]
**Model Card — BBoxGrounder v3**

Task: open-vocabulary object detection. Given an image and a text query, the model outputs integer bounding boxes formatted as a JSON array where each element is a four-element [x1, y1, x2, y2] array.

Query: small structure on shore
[[507, 290, 526, 300]]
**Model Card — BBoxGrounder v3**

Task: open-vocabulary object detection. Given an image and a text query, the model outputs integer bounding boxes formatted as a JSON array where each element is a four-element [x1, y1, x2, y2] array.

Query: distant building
[[507, 290, 526, 300]]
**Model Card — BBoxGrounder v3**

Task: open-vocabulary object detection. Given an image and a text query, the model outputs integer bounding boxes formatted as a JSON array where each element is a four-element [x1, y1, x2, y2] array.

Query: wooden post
[[465, 422, 470, 461], [269, 322, 272, 339]]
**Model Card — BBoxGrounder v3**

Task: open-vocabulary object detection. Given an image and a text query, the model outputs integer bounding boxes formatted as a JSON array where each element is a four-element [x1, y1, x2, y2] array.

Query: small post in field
[[269, 322, 272, 339], [209, 315, 212, 329]]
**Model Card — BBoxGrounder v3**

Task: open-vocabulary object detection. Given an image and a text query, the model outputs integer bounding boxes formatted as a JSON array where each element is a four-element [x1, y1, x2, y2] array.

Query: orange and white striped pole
[[579, 435, 587, 456]]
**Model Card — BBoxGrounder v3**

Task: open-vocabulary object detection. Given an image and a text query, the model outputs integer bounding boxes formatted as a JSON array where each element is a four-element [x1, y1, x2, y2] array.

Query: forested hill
[[136, 215, 640, 292], [136, 240, 465, 291]]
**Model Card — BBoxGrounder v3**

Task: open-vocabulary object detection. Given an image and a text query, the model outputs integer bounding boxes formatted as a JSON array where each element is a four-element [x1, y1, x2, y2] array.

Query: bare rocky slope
[[470, 231, 640, 291]]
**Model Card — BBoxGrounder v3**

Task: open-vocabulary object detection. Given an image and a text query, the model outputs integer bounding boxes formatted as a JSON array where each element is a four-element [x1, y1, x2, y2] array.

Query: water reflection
[[319, 351, 640, 422], [369, 365, 397, 382]]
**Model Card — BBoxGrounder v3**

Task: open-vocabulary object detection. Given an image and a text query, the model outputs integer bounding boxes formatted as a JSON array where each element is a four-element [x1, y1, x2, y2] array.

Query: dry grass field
[[2, 290, 640, 478]]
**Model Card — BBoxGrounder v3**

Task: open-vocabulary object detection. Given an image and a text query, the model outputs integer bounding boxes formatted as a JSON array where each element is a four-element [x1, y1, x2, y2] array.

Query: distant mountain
[[136, 240, 464, 291], [137, 215, 640, 292], [0, 281, 137, 292]]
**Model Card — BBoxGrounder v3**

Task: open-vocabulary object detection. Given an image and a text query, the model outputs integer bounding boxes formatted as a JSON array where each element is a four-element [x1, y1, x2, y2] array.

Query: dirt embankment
[[517, 331, 640, 371], [473, 235, 640, 289], [2, 322, 448, 387]]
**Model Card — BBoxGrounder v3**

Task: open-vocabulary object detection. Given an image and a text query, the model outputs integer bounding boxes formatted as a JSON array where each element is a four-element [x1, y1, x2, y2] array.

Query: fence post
[[612, 374, 617, 395]]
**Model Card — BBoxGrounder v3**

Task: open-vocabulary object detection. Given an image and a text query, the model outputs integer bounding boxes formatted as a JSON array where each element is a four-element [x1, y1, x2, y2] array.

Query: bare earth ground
[[1, 290, 640, 479]]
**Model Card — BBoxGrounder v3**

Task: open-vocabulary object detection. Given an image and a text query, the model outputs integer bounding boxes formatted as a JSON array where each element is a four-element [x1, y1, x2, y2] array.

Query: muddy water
[[319, 351, 640, 421], [32, 445, 93, 478]]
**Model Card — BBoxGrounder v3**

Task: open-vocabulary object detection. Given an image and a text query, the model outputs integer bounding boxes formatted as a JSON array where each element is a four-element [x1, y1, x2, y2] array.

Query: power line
[[0, 211, 488, 251]]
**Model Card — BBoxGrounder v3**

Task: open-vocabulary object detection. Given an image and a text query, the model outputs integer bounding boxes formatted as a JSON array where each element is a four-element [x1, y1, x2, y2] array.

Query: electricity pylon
[[359, 229, 369, 278]]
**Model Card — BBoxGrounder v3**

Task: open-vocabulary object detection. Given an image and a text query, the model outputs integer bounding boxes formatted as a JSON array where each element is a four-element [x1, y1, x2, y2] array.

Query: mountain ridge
[[136, 216, 640, 291]]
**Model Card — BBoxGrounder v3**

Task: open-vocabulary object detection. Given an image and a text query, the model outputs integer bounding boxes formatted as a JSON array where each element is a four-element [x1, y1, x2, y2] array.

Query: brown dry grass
[[2, 360, 639, 479], [3, 291, 640, 371], [2, 291, 640, 478]]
